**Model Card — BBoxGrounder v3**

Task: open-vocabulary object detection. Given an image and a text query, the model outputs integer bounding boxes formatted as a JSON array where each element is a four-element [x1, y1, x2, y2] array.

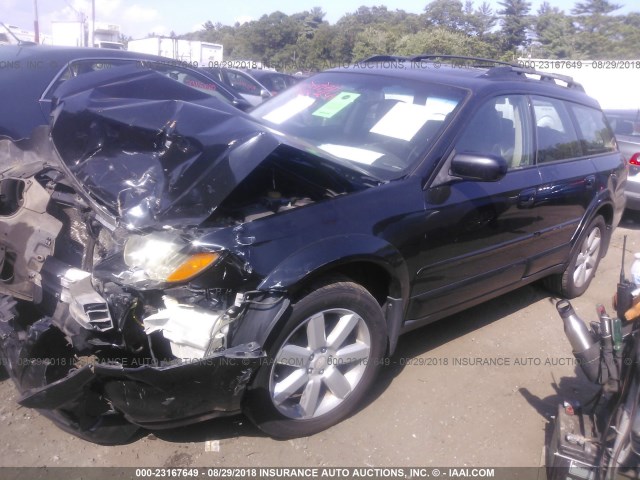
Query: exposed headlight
[[123, 232, 219, 284]]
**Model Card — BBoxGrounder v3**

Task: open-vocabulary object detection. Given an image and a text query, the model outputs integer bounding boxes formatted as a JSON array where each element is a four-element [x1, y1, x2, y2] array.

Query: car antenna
[[621, 235, 627, 283], [617, 235, 636, 321]]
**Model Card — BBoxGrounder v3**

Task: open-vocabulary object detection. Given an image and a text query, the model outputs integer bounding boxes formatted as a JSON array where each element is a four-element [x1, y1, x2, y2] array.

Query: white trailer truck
[[51, 21, 86, 47], [127, 37, 223, 67]]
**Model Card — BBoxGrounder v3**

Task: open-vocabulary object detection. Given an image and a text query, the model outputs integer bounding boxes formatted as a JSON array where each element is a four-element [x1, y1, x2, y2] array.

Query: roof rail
[[484, 66, 585, 91], [408, 55, 517, 67], [359, 55, 410, 63]]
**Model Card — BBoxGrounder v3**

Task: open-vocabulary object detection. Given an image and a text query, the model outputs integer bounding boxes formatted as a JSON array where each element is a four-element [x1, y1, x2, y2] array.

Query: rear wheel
[[244, 280, 387, 438], [544, 215, 606, 298]]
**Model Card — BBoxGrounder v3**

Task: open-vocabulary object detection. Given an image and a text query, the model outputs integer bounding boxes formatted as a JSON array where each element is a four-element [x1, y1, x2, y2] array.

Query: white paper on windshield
[[425, 97, 458, 118], [370, 98, 457, 141], [318, 144, 384, 165], [262, 95, 315, 124]]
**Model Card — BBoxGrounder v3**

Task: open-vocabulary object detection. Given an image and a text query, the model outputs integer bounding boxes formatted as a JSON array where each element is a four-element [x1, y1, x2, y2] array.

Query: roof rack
[[358, 53, 585, 91], [359, 55, 410, 63], [360, 54, 520, 68], [408, 55, 517, 67], [484, 65, 585, 91]]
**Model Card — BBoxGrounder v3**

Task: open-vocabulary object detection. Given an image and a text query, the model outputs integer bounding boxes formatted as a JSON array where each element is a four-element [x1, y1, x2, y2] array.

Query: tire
[[544, 215, 606, 298], [243, 280, 387, 439]]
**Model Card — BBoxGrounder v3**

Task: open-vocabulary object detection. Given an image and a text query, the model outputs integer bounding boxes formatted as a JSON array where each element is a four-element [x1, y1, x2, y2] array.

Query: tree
[[179, 3, 640, 69], [571, 0, 621, 58], [352, 26, 399, 60], [300, 7, 326, 39], [424, 0, 467, 31], [497, 0, 531, 52], [468, 2, 497, 37], [533, 2, 575, 58], [395, 27, 498, 57]]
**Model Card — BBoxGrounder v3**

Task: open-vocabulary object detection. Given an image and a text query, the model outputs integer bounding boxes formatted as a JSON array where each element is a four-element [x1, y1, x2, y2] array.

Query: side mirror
[[260, 88, 271, 99], [450, 152, 507, 182]]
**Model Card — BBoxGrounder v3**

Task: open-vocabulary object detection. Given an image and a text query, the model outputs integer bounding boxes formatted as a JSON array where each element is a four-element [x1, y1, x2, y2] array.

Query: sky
[[1, 0, 638, 40]]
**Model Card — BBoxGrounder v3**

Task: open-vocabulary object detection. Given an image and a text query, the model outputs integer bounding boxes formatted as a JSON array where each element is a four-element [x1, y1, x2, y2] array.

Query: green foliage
[[534, 2, 576, 58], [497, 0, 531, 53], [179, 1, 640, 70], [424, 0, 468, 30], [395, 28, 499, 58]]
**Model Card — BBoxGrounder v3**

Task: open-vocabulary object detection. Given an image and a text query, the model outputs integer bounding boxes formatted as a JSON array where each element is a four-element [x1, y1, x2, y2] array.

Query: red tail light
[[630, 153, 640, 166]]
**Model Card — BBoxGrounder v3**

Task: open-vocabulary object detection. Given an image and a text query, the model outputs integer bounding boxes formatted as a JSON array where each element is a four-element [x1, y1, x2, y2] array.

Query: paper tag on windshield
[[262, 95, 315, 124], [312, 92, 360, 118], [369, 102, 433, 141]]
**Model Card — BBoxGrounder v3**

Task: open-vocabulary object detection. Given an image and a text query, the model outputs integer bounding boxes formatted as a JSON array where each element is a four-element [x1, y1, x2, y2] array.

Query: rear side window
[[532, 96, 581, 163], [569, 104, 616, 155]]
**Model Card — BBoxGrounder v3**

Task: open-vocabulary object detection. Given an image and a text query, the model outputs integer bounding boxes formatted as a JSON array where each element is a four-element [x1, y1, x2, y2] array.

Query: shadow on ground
[[154, 283, 553, 444]]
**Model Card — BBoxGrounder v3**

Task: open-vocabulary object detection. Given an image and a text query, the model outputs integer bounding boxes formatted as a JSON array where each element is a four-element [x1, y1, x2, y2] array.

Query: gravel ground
[[0, 213, 638, 472]]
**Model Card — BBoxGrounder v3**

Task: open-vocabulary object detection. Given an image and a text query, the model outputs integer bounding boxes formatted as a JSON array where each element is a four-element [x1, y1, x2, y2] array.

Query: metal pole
[[91, 0, 95, 47], [33, 0, 39, 43]]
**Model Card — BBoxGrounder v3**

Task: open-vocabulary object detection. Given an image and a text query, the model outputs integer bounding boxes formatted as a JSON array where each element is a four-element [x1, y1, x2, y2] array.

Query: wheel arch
[[256, 234, 410, 353], [573, 194, 616, 259], [257, 234, 410, 303]]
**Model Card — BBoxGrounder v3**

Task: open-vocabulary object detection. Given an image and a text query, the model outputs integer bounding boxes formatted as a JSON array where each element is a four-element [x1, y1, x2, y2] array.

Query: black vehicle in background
[[202, 66, 273, 106], [0, 55, 626, 443], [245, 69, 301, 95], [0, 45, 251, 140]]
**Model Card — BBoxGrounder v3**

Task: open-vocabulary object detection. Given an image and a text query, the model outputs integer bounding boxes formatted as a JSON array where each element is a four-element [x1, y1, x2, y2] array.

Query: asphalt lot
[[0, 213, 638, 470]]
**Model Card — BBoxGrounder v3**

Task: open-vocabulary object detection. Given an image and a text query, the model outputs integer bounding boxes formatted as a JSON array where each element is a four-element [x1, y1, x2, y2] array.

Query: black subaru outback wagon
[[0, 55, 626, 443]]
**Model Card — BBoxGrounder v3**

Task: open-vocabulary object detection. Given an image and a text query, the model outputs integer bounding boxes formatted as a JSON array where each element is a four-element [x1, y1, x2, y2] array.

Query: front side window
[[251, 72, 467, 180], [455, 95, 533, 169], [532, 96, 581, 163]]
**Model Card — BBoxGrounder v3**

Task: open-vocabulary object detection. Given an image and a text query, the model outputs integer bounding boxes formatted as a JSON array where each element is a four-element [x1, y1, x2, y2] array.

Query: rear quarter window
[[569, 104, 616, 155]]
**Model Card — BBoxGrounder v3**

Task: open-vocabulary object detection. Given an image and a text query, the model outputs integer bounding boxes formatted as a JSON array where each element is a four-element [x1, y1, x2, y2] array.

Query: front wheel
[[244, 280, 387, 439], [544, 215, 606, 298]]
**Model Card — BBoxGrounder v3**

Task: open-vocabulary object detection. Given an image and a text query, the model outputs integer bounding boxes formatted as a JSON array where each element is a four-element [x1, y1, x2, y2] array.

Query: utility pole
[[33, 0, 39, 43], [90, 0, 95, 47]]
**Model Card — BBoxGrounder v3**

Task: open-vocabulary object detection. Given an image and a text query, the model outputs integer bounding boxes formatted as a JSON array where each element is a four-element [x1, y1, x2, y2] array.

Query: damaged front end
[[0, 75, 349, 442], [0, 131, 268, 441]]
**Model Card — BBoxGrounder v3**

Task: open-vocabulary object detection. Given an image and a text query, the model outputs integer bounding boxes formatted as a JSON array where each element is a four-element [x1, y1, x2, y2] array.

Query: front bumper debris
[[0, 305, 264, 442]]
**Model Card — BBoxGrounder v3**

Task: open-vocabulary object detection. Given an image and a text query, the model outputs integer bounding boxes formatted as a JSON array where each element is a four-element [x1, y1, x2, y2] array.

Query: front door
[[408, 94, 543, 321]]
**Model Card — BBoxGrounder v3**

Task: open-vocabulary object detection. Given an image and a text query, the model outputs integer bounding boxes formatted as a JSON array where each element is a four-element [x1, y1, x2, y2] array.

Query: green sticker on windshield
[[312, 92, 360, 118]]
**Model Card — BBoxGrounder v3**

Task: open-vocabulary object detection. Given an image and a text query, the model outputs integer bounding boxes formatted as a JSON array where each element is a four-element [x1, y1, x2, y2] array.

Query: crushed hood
[[49, 66, 288, 230]]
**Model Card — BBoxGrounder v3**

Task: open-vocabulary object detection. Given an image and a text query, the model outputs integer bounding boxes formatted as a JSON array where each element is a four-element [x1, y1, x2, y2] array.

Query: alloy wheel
[[269, 308, 371, 420]]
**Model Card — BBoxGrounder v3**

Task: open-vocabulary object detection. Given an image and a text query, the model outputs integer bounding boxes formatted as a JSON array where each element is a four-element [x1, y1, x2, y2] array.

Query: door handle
[[585, 175, 596, 189], [517, 188, 536, 208]]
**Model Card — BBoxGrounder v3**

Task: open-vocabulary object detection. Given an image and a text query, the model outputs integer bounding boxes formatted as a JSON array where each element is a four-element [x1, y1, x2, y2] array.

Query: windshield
[[250, 71, 467, 179]]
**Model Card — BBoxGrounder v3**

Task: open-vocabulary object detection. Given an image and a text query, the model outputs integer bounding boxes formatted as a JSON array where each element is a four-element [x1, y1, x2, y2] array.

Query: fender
[[571, 184, 619, 259], [257, 234, 410, 352], [258, 234, 409, 300]]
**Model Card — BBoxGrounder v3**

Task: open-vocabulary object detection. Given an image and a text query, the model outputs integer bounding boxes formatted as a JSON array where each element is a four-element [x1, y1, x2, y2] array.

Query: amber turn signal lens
[[166, 252, 220, 283]]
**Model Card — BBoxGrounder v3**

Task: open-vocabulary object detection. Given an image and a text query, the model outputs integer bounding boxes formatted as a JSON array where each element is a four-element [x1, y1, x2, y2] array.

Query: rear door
[[529, 96, 614, 271]]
